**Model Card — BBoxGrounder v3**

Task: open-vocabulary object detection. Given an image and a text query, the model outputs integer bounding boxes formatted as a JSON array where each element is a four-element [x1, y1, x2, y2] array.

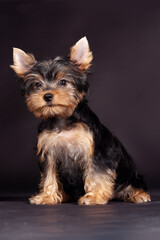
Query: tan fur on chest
[[37, 123, 94, 163]]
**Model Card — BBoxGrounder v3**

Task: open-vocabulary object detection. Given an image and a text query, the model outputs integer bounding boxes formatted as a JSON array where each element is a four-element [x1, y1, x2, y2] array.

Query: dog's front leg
[[29, 153, 64, 205], [78, 167, 116, 205]]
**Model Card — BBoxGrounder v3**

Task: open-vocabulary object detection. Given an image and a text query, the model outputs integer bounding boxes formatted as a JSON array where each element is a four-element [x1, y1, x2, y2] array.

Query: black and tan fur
[[11, 37, 151, 205]]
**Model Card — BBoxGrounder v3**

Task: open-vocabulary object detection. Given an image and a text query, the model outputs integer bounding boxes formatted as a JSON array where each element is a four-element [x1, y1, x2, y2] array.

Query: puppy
[[11, 37, 151, 205]]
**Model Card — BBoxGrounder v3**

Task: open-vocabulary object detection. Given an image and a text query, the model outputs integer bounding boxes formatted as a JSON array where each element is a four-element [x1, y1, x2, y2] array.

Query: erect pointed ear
[[10, 48, 36, 77], [69, 37, 93, 71]]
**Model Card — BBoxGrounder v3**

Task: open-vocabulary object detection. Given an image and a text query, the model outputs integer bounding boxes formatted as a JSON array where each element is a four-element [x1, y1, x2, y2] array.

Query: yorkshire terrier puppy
[[11, 37, 151, 205]]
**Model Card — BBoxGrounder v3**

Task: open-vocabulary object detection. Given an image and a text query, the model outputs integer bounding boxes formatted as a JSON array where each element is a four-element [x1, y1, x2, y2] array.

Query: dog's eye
[[59, 79, 67, 86], [35, 82, 42, 88]]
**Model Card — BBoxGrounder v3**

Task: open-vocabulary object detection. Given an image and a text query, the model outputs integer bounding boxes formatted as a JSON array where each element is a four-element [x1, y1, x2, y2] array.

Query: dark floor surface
[[0, 191, 160, 240]]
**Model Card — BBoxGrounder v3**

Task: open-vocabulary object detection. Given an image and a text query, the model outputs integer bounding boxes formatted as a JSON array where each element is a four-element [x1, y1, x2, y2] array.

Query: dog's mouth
[[45, 103, 67, 108], [33, 103, 75, 119], [36, 103, 69, 112]]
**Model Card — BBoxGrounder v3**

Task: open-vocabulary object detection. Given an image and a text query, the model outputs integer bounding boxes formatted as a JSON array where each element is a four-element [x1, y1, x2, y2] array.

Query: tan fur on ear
[[10, 48, 36, 78], [70, 37, 93, 71]]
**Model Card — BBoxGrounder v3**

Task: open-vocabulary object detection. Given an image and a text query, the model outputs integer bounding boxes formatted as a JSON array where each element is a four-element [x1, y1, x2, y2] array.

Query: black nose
[[43, 93, 53, 102]]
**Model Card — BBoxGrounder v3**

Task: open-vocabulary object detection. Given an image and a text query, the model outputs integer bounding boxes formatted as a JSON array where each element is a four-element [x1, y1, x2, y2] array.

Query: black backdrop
[[1, 0, 160, 193]]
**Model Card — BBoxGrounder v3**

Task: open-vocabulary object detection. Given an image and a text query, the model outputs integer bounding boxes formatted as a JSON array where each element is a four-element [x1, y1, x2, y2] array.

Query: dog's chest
[[37, 123, 94, 164]]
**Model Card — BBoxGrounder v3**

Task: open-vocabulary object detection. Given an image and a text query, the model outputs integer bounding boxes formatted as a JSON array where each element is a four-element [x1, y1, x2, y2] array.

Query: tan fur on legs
[[29, 177, 67, 205], [33, 122, 94, 205], [78, 169, 116, 205], [29, 154, 66, 205], [116, 185, 151, 203]]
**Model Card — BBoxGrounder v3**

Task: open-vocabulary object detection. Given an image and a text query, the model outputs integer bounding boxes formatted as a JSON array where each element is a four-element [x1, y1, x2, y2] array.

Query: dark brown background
[[0, 0, 160, 193]]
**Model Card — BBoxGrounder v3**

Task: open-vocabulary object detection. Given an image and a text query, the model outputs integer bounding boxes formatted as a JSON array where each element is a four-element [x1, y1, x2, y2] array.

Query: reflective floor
[[0, 191, 160, 240]]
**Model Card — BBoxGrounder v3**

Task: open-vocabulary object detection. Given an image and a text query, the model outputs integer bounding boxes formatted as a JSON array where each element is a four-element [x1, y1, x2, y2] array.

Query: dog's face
[[11, 37, 93, 119]]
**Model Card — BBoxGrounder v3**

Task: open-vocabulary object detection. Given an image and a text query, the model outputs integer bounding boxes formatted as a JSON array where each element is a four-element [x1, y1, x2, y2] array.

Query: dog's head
[[11, 37, 93, 119]]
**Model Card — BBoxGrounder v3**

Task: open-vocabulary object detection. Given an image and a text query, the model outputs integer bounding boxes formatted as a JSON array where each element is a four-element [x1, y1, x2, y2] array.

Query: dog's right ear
[[10, 48, 36, 78]]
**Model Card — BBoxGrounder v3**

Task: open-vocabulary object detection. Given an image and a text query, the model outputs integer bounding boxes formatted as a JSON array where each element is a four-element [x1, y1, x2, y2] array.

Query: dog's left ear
[[10, 48, 36, 78], [69, 37, 93, 71]]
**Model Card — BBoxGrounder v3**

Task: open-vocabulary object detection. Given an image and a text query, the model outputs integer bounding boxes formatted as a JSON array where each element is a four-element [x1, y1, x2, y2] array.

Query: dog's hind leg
[[115, 185, 151, 203]]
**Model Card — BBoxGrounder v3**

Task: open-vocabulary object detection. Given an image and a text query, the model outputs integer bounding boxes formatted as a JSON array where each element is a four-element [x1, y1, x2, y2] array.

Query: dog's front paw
[[78, 193, 108, 205], [29, 192, 62, 205]]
